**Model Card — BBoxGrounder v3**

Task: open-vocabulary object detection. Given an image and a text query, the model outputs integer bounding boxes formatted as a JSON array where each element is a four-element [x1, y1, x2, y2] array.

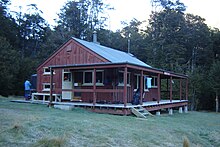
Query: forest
[[0, 0, 219, 111]]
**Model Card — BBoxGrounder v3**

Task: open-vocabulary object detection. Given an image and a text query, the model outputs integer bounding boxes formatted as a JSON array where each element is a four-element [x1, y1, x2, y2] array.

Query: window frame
[[96, 70, 104, 86], [83, 70, 93, 85], [134, 74, 149, 91], [42, 83, 55, 91], [82, 70, 104, 86], [118, 71, 131, 87], [151, 76, 158, 88], [43, 67, 55, 75]]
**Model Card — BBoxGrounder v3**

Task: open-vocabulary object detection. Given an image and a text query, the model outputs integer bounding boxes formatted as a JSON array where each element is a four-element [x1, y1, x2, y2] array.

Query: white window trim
[[151, 76, 158, 88], [42, 83, 55, 91], [63, 70, 72, 82], [83, 70, 93, 85], [43, 67, 55, 75], [96, 70, 104, 85], [118, 71, 131, 87], [134, 74, 149, 91], [82, 70, 104, 86], [134, 74, 140, 91]]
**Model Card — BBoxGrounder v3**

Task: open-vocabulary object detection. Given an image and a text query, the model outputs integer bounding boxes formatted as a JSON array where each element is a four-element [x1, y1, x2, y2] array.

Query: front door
[[62, 69, 72, 100]]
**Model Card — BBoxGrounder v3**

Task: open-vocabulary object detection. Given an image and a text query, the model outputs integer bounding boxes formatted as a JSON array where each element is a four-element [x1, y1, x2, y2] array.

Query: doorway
[[62, 69, 72, 100]]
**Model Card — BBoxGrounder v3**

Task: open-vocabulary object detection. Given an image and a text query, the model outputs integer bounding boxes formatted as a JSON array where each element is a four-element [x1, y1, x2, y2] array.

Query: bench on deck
[[31, 93, 61, 103]]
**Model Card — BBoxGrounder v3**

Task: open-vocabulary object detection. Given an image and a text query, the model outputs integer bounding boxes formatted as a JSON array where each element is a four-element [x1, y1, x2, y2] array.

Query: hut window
[[134, 75, 149, 91], [151, 77, 158, 88], [63, 72, 71, 82], [83, 70, 104, 86], [74, 71, 83, 85], [118, 71, 130, 86], [96, 71, 104, 84], [83, 71, 93, 84], [43, 67, 55, 75], [134, 74, 141, 91], [143, 76, 158, 89], [42, 83, 55, 91]]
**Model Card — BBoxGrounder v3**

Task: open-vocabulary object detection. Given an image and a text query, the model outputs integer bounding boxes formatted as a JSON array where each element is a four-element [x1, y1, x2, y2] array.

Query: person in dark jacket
[[132, 88, 140, 105]]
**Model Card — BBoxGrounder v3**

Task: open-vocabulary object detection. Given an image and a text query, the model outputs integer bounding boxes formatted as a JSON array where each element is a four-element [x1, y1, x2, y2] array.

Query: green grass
[[0, 96, 219, 147]]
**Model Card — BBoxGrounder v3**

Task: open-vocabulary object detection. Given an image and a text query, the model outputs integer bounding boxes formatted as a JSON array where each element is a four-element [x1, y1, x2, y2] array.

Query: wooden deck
[[11, 99, 188, 115]]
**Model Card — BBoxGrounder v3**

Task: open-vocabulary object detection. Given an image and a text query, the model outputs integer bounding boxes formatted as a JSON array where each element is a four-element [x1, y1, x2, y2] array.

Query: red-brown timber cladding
[[37, 39, 109, 93]]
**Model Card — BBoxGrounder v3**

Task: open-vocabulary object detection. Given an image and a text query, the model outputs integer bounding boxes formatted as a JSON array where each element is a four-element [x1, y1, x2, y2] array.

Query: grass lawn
[[0, 96, 219, 147]]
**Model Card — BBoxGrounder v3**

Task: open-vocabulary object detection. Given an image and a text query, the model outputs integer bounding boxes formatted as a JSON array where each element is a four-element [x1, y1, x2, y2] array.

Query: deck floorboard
[[11, 99, 187, 108]]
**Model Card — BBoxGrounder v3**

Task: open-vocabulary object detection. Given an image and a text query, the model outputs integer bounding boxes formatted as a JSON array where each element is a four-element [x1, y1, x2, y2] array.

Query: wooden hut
[[34, 35, 188, 115]]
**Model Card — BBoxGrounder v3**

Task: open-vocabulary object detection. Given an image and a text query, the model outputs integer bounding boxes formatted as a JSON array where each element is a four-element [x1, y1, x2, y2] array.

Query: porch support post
[[140, 70, 143, 105], [170, 76, 173, 102], [180, 79, 182, 101], [49, 67, 53, 107], [123, 66, 128, 107], [185, 78, 188, 100], [93, 68, 96, 106], [167, 78, 169, 99], [157, 74, 161, 103]]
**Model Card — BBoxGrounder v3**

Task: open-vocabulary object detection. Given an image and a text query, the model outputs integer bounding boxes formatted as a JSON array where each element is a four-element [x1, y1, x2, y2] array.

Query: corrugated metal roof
[[73, 37, 151, 68]]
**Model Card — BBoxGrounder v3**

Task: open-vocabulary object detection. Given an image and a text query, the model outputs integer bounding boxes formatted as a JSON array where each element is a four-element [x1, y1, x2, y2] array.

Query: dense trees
[[0, 0, 219, 111], [145, 0, 219, 110]]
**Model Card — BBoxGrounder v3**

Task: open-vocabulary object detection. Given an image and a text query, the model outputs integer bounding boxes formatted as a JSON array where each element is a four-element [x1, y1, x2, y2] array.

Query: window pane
[[74, 72, 83, 84], [144, 77, 148, 89], [96, 72, 103, 83], [45, 68, 50, 72], [85, 72, 92, 83], [151, 77, 158, 87], [118, 72, 130, 85], [45, 84, 50, 89], [155, 77, 158, 86], [119, 72, 123, 84], [64, 73, 71, 81], [134, 75, 140, 89]]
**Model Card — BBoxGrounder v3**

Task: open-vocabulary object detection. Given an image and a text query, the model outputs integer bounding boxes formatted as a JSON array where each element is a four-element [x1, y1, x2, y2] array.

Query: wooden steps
[[131, 106, 153, 118]]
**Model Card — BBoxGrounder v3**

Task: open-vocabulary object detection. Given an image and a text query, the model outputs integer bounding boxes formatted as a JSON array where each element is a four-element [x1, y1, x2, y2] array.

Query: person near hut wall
[[24, 79, 31, 100]]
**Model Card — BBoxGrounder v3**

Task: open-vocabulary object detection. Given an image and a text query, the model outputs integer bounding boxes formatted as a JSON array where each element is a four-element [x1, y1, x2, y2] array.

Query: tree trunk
[[216, 92, 219, 113], [191, 87, 196, 110]]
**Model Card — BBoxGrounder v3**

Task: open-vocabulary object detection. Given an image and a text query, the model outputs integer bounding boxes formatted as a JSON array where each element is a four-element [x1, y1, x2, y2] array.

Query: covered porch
[[48, 62, 188, 114]]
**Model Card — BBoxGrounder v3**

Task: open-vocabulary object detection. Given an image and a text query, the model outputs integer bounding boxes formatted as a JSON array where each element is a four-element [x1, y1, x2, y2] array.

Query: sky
[[9, 0, 220, 31]]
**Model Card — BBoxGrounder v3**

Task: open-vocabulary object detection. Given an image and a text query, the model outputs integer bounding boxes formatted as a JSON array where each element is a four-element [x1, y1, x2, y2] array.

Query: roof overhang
[[49, 62, 188, 79]]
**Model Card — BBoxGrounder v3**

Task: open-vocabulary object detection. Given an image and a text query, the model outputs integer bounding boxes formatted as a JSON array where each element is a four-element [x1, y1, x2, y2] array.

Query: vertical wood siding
[[37, 39, 108, 93]]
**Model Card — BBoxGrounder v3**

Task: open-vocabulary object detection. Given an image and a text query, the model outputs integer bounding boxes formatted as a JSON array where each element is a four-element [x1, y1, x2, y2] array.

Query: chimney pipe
[[93, 31, 97, 43], [128, 39, 130, 53], [128, 33, 131, 53]]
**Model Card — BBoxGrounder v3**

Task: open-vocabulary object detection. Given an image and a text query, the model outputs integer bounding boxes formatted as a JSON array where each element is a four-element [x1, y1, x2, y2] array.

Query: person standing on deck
[[24, 79, 31, 100]]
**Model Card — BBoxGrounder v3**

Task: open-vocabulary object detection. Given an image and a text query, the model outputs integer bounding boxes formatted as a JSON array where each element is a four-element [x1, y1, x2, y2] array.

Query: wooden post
[[49, 67, 53, 107], [130, 72, 134, 104], [140, 70, 143, 105], [157, 74, 161, 103], [123, 66, 128, 107], [170, 76, 172, 102], [180, 79, 182, 101], [186, 78, 188, 100], [216, 92, 219, 113], [167, 78, 169, 100], [93, 68, 96, 106]]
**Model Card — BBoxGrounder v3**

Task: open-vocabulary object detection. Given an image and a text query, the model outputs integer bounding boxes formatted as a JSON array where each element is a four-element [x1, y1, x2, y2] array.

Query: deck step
[[131, 106, 153, 118], [138, 109, 145, 112]]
